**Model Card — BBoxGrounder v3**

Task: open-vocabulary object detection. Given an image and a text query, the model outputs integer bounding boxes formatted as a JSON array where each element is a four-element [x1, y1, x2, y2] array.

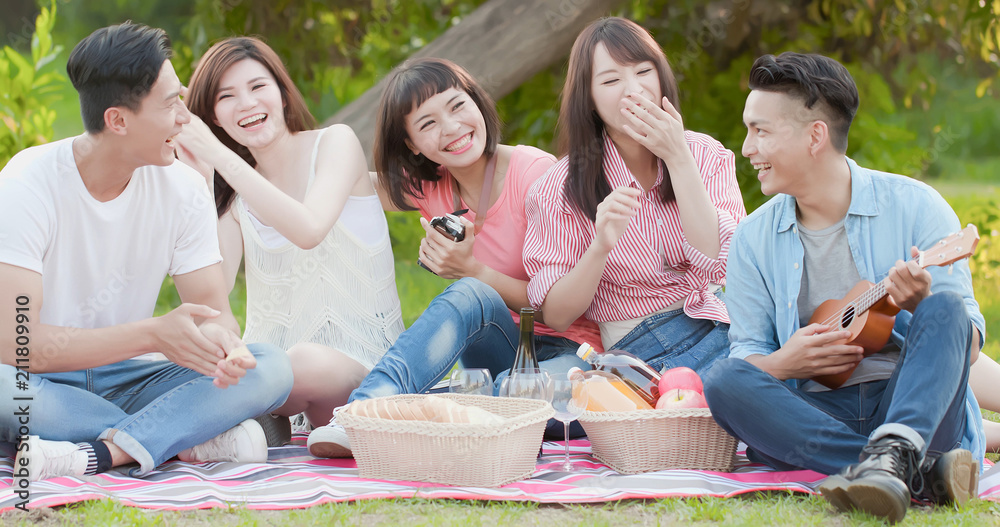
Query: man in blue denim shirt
[[703, 53, 986, 523]]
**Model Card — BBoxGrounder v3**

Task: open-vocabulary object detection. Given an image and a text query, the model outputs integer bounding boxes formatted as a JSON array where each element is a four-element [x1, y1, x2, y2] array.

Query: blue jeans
[[611, 306, 731, 376], [0, 343, 293, 475], [350, 278, 589, 401], [348, 278, 590, 438], [703, 292, 975, 474]]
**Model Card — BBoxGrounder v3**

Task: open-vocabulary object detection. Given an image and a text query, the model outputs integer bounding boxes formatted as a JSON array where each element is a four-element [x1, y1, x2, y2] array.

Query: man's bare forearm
[[2, 319, 156, 373]]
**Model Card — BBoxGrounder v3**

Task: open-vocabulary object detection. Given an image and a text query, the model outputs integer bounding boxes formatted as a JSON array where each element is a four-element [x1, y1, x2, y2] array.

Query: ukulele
[[810, 224, 980, 389]]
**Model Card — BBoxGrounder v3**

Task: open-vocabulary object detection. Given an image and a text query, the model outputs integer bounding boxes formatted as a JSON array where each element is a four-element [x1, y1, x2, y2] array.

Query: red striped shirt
[[524, 131, 746, 324]]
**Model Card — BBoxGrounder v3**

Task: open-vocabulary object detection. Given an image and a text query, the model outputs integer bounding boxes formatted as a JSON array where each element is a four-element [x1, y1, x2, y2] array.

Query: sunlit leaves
[[0, 1, 66, 170]]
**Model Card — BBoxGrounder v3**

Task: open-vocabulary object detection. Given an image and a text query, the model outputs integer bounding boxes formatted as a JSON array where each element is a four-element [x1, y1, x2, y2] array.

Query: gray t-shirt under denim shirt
[[796, 219, 900, 392]]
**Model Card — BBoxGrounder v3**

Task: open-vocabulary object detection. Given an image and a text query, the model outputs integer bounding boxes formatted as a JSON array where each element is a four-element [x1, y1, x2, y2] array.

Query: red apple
[[658, 366, 704, 396], [655, 388, 708, 409]]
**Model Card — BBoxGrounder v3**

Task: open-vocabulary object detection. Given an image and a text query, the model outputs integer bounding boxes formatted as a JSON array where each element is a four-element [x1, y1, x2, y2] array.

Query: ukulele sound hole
[[841, 306, 855, 328]]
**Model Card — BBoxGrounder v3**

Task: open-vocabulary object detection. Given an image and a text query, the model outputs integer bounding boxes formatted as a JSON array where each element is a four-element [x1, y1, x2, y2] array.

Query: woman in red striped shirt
[[524, 17, 746, 375]]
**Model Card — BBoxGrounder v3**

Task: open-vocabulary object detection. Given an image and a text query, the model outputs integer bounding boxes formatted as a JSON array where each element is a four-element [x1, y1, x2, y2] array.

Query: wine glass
[[499, 369, 553, 401], [448, 368, 493, 396], [550, 377, 589, 471], [499, 369, 554, 460]]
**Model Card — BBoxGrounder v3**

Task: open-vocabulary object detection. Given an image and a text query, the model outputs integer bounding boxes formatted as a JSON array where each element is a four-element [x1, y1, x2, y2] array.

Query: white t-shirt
[[0, 137, 222, 359]]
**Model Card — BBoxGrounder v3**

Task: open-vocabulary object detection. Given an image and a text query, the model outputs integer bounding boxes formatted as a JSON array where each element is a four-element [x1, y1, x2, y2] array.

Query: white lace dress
[[237, 128, 404, 369]]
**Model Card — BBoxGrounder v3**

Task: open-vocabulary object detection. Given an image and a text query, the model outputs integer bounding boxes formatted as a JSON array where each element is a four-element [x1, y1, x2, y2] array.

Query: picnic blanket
[[2, 437, 998, 511]]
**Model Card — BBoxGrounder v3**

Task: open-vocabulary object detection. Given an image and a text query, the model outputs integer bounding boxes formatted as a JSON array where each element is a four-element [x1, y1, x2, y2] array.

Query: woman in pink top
[[309, 58, 601, 458], [524, 18, 746, 375]]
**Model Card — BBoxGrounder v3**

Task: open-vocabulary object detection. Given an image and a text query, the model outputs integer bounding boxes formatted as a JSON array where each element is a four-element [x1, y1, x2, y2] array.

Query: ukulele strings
[[812, 227, 969, 331], [815, 254, 920, 330]]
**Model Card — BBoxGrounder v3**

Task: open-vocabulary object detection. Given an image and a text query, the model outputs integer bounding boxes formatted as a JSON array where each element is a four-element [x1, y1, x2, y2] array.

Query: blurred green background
[[3, 5, 1000, 522], [2, 0, 998, 360]]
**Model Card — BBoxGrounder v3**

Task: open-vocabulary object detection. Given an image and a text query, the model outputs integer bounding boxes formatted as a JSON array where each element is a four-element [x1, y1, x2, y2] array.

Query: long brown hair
[[373, 57, 502, 211], [186, 37, 317, 217], [558, 17, 681, 221]]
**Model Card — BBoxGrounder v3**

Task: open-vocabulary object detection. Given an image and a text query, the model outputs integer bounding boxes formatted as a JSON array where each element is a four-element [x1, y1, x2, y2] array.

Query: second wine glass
[[551, 377, 588, 471], [448, 368, 493, 396]]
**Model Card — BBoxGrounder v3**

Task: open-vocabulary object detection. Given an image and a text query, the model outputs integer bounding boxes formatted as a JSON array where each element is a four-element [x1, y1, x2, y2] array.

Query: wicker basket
[[577, 407, 738, 474], [336, 393, 554, 487]]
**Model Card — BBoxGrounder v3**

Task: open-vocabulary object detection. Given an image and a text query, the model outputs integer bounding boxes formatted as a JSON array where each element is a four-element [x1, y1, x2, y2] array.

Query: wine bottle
[[568, 368, 653, 411], [509, 307, 540, 374], [576, 343, 661, 406]]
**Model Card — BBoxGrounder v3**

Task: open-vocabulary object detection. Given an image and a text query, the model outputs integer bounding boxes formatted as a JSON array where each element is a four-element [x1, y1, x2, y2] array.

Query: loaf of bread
[[346, 396, 502, 425], [422, 395, 503, 425]]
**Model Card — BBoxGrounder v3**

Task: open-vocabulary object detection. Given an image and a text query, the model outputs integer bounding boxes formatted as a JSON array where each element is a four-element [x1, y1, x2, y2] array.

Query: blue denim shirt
[[726, 157, 986, 461]]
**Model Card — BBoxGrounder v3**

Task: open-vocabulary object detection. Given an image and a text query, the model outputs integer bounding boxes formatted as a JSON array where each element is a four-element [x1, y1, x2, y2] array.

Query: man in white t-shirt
[[0, 23, 292, 483]]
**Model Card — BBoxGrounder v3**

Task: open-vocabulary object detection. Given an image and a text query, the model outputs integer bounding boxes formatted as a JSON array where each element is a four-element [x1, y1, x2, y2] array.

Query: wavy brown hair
[[374, 57, 502, 211], [186, 36, 317, 217], [558, 17, 681, 221]]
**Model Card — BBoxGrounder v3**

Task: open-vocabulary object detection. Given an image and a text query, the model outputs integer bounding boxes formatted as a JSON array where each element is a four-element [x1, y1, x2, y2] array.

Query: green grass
[[153, 273, 248, 331], [393, 260, 452, 327], [4, 494, 999, 525], [976, 275, 1000, 362], [933, 179, 1000, 199], [152, 258, 447, 329]]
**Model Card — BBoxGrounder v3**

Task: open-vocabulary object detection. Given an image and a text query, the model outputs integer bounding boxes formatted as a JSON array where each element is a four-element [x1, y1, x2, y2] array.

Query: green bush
[[171, 0, 489, 119], [34, 1, 1000, 209], [0, 1, 65, 170], [949, 192, 1000, 281]]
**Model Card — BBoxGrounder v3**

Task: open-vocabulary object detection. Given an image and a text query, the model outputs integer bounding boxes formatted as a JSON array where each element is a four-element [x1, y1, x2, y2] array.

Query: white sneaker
[[15, 436, 89, 482], [307, 415, 352, 458], [178, 419, 268, 464]]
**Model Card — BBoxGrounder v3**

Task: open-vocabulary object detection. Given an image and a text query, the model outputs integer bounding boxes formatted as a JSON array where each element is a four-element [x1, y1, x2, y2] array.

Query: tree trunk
[[323, 0, 628, 166]]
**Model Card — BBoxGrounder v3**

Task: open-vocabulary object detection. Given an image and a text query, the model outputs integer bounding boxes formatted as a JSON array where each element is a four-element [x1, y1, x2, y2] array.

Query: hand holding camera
[[418, 209, 479, 278]]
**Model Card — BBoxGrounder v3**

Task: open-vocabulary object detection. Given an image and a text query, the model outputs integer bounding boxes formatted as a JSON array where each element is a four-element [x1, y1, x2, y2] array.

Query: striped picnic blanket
[[1, 438, 997, 511]]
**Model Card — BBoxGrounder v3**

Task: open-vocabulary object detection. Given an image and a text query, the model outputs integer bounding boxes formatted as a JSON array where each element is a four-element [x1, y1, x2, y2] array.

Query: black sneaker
[[914, 448, 978, 506], [253, 413, 292, 447], [817, 435, 921, 524]]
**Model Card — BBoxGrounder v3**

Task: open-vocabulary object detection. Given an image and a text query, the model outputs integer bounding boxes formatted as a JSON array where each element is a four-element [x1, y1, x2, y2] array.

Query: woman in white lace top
[[175, 37, 404, 440]]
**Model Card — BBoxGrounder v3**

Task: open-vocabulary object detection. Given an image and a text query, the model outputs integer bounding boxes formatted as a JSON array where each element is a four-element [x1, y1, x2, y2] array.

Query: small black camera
[[417, 212, 466, 273]]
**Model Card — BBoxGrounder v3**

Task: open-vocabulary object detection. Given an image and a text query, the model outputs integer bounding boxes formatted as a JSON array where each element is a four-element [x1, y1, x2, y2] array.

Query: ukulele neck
[[857, 250, 930, 316], [857, 279, 889, 315]]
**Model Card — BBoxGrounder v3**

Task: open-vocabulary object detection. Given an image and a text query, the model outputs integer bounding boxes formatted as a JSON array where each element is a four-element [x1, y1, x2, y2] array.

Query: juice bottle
[[576, 343, 661, 406], [569, 368, 653, 411]]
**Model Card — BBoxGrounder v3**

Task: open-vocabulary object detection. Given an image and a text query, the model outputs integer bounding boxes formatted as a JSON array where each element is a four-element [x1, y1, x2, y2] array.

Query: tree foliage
[[174, 0, 490, 120], [498, 0, 1000, 210], [7, 0, 1000, 203], [0, 1, 65, 169]]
